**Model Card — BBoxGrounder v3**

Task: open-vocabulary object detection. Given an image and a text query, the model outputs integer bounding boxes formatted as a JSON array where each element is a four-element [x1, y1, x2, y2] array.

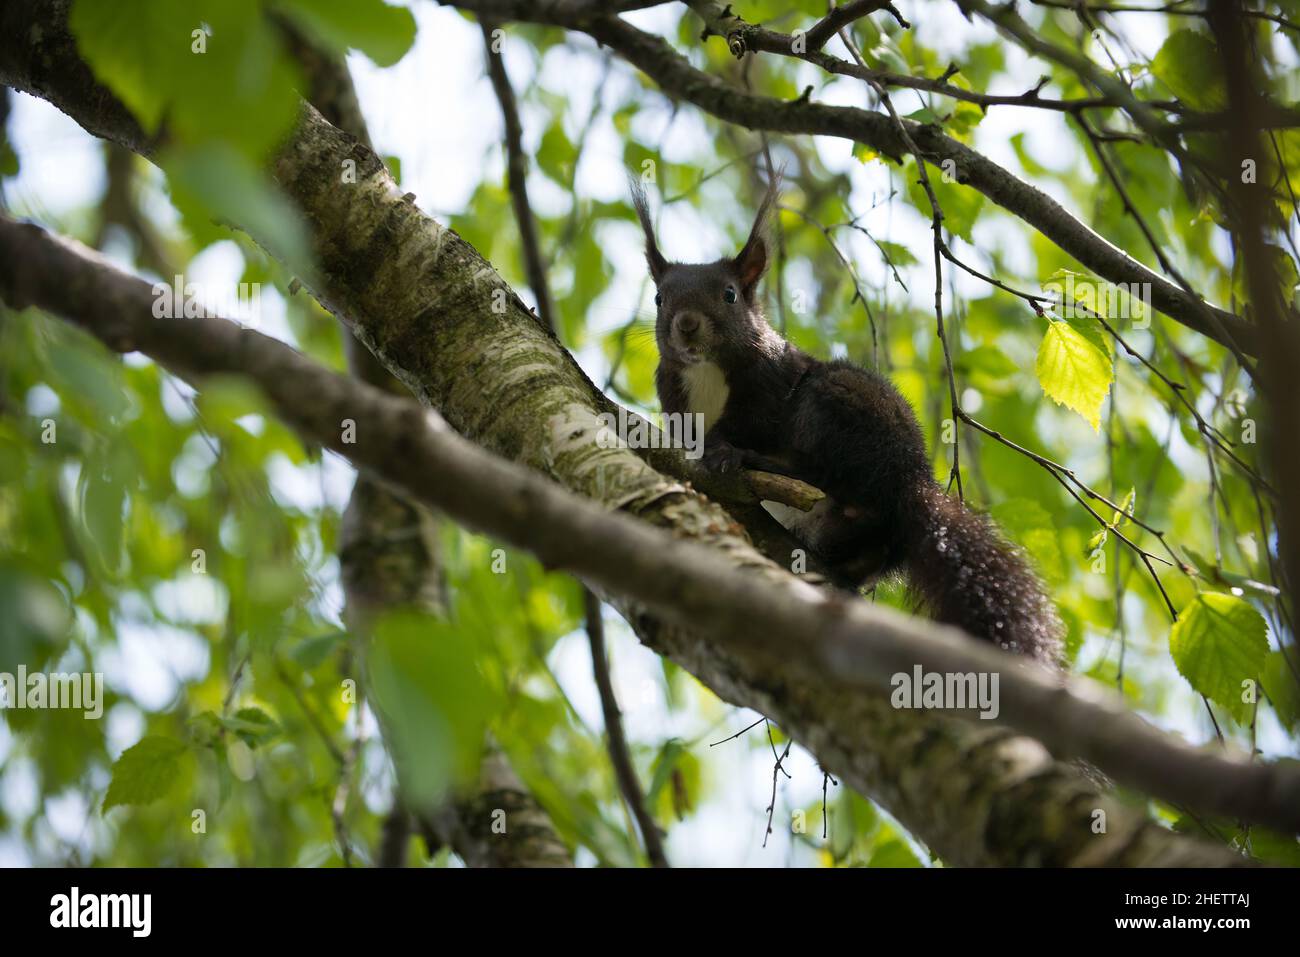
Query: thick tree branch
[[480, 23, 662, 865], [2, 216, 1292, 859], [1207, 0, 1300, 631], [284, 29, 573, 868], [421, 747, 575, 867]]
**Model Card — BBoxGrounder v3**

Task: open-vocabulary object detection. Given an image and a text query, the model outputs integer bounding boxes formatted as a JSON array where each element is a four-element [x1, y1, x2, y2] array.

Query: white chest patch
[[682, 361, 730, 432]]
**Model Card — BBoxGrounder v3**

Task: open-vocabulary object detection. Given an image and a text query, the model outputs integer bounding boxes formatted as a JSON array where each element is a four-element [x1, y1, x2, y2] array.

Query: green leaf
[[226, 739, 256, 781], [958, 343, 1017, 379], [384, 154, 402, 185], [1261, 650, 1300, 730], [867, 836, 922, 868], [0, 139, 18, 178], [71, 0, 302, 159], [45, 328, 131, 420], [104, 736, 190, 810], [0, 567, 71, 674], [851, 142, 881, 165], [81, 456, 127, 573], [224, 707, 281, 748], [1169, 593, 1268, 723], [1110, 487, 1136, 528], [646, 739, 685, 809], [1034, 317, 1113, 430], [289, 631, 348, 670], [70, 0, 189, 134], [1248, 825, 1300, 867], [990, 498, 1065, 584], [875, 240, 919, 269], [165, 145, 315, 281], [905, 158, 985, 242], [275, 0, 417, 67], [367, 610, 501, 807], [947, 101, 985, 140], [1151, 30, 1227, 111]]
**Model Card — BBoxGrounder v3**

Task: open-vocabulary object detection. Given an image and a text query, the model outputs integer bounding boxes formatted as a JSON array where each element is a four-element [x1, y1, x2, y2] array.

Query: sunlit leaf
[[1169, 593, 1268, 723], [1034, 317, 1113, 430]]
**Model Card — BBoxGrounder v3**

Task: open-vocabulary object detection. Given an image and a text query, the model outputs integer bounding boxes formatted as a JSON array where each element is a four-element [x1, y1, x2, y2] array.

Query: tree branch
[[480, 20, 558, 332], [2, 214, 1292, 856], [480, 22, 662, 865], [585, 591, 669, 867], [426, 0, 1258, 356], [283, 26, 572, 868], [1207, 0, 1300, 636]]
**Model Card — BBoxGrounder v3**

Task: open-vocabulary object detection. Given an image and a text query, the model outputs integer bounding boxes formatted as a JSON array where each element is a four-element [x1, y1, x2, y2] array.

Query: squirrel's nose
[[675, 312, 700, 336]]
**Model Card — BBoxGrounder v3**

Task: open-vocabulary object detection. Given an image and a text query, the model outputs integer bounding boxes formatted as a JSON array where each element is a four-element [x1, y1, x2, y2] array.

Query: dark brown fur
[[632, 177, 1063, 663]]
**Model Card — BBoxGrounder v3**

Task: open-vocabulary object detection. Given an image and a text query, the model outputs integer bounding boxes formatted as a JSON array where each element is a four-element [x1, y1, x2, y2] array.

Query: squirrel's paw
[[702, 439, 745, 475]]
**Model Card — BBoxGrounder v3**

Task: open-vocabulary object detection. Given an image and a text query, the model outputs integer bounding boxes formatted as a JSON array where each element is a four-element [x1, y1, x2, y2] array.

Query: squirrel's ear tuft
[[734, 170, 782, 296], [630, 178, 668, 282]]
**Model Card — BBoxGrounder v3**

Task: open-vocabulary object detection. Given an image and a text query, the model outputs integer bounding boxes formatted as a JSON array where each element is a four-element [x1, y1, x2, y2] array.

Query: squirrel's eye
[[723, 286, 738, 304], [654, 292, 663, 307]]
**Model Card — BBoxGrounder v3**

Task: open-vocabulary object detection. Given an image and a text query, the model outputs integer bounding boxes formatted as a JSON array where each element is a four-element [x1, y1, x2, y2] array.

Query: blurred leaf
[[223, 707, 281, 747], [275, 0, 418, 67], [0, 567, 72, 673], [71, 0, 302, 159], [989, 498, 1065, 584], [905, 157, 985, 241], [867, 836, 922, 867], [1261, 650, 1300, 731], [1169, 593, 1268, 723], [367, 610, 501, 807], [290, 632, 348, 670], [1151, 30, 1227, 110], [165, 145, 315, 281], [104, 736, 191, 810]]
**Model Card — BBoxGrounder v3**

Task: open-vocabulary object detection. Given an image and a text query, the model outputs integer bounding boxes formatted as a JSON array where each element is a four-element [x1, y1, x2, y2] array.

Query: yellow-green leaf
[[1034, 318, 1114, 430]]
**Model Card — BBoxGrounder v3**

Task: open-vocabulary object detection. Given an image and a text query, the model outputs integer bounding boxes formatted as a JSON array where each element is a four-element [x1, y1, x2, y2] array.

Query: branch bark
[[276, 24, 574, 868], [2, 215, 1289, 863], [479, 21, 663, 865], [1206, 1, 1300, 639]]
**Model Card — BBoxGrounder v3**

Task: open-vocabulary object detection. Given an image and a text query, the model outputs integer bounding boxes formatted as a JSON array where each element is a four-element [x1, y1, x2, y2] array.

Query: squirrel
[[632, 177, 1063, 664]]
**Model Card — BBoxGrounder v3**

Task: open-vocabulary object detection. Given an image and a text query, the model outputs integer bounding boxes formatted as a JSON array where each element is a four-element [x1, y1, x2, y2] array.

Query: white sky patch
[[151, 575, 228, 626], [98, 613, 211, 713]]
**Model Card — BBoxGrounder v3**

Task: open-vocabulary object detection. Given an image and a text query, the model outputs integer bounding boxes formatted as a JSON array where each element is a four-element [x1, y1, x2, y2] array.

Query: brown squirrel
[[633, 176, 1063, 664]]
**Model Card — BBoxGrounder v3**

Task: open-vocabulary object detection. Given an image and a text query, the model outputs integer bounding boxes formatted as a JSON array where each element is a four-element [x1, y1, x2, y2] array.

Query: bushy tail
[[903, 482, 1063, 664]]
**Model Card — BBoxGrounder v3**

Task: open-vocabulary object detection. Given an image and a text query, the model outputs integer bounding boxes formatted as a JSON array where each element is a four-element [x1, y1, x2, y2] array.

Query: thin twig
[[585, 590, 670, 867]]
